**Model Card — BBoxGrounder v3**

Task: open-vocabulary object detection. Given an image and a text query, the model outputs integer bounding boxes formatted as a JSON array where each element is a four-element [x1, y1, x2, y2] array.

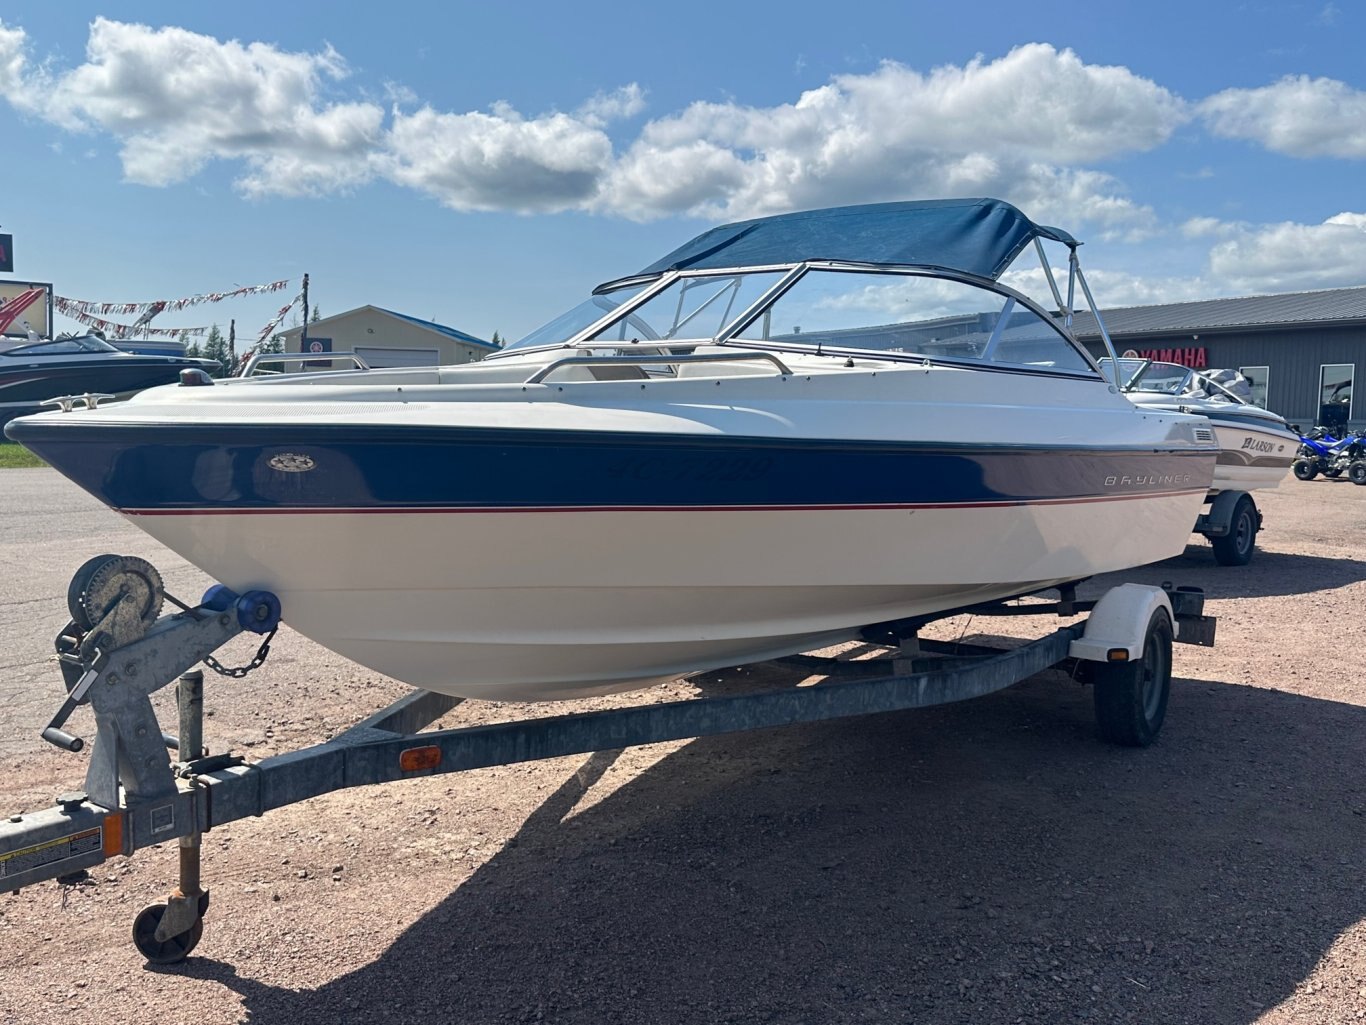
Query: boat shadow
[[198, 669, 1365, 1025], [1088, 546, 1366, 600]]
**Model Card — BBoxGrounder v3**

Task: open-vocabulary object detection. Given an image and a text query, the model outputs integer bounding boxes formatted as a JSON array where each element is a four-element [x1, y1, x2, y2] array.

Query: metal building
[[1071, 285, 1366, 431], [280, 306, 497, 368]]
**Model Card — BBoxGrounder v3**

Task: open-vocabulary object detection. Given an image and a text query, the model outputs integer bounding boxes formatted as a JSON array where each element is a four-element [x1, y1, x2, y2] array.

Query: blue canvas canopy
[[610, 198, 1076, 290]]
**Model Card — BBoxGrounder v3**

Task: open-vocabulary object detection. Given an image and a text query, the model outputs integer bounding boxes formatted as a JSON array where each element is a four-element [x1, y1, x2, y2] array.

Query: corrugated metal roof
[[374, 307, 497, 348], [1069, 285, 1366, 339]]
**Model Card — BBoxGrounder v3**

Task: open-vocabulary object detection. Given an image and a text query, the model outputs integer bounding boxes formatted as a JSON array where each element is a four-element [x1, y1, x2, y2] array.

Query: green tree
[[201, 324, 230, 378], [490, 330, 503, 347]]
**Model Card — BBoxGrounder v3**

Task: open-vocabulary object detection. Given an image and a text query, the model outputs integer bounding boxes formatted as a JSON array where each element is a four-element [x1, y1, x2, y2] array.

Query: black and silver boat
[[0, 334, 218, 424]]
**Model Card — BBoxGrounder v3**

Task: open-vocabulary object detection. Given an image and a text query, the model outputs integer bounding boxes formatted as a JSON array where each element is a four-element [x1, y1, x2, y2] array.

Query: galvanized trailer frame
[[0, 556, 1214, 962]]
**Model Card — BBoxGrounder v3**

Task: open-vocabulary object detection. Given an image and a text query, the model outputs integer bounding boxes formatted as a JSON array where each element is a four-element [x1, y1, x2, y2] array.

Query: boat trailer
[[0, 555, 1215, 963]]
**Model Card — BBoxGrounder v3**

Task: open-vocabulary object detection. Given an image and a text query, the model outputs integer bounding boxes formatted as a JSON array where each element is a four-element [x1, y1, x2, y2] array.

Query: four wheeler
[[1292, 426, 1363, 482]]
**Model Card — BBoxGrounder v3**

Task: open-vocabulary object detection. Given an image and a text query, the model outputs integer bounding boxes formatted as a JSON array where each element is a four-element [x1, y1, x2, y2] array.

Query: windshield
[[1, 335, 120, 357], [588, 271, 785, 343], [729, 268, 1095, 373], [504, 282, 653, 352], [1103, 359, 1192, 394]]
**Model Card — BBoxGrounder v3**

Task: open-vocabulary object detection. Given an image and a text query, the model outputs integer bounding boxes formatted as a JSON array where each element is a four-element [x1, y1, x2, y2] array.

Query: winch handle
[[38, 651, 108, 753]]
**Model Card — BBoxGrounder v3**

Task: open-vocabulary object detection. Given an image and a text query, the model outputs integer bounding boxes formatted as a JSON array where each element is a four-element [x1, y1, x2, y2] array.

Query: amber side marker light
[[1106, 648, 1130, 662], [102, 812, 125, 857], [399, 746, 442, 772]]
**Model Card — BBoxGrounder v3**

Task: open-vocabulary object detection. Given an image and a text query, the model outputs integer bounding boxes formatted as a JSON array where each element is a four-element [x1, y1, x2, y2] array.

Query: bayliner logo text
[[1103, 474, 1192, 487]]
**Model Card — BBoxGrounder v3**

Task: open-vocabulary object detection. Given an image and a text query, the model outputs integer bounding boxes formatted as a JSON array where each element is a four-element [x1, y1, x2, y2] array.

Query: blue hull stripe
[[5, 421, 1215, 512]]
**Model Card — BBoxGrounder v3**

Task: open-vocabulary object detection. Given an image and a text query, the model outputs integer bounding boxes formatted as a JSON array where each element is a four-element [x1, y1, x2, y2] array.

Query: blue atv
[[1293, 426, 1359, 481]]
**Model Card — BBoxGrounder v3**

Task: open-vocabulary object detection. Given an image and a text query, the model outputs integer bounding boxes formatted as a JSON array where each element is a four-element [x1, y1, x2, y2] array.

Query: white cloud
[[599, 44, 1183, 226], [575, 84, 646, 127], [3, 17, 384, 194], [383, 105, 613, 213], [0, 21, 27, 95], [0, 23, 1179, 237], [1206, 212, 1366, 292], [1200, 75, 1366, 158]]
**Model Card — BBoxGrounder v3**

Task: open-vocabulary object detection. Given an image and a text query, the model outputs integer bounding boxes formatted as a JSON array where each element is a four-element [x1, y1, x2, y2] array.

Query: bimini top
[[611, 198, 1076, 290]]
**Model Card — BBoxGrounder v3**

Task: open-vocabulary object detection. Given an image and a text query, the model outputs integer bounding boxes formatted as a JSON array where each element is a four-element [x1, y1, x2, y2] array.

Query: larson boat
[[7, 199, 1218, 700], [1105, 358, 1299, 493]]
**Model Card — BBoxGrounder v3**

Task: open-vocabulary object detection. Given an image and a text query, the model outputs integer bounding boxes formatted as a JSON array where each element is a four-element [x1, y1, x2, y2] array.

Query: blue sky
[[1, 1, 1364, 346]]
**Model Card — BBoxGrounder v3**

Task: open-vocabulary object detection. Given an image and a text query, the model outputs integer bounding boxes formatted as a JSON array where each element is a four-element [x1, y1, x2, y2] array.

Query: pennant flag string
[[54, 279, 290, 318], [53, 297, 208, 339]]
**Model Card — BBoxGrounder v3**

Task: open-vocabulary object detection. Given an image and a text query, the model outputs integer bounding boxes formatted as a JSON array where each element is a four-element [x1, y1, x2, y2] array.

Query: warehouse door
[[356, 346, 440, 369]]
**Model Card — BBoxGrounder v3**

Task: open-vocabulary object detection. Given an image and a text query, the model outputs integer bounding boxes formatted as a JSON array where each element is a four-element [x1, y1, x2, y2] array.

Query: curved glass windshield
[[589, 271, 785, 343], [2, 335, 119, 357], [504, 282, 652, 352], [729, 269, 1095, 373]]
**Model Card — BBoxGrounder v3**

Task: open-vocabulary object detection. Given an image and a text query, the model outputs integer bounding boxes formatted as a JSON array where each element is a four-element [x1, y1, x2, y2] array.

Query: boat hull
[[7, 368, 1217, 701], [124, 496, 1204, 700], [1207, 416, 1299, 492]]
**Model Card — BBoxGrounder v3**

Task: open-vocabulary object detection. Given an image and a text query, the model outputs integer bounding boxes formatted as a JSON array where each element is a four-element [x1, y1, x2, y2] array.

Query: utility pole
[[300, 273, 310, 352]]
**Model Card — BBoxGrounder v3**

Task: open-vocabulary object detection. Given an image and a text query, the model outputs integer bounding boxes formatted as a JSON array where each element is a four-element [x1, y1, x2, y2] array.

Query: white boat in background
[[1106, 359, 1299, 493], [7, 198, 1218, 701]]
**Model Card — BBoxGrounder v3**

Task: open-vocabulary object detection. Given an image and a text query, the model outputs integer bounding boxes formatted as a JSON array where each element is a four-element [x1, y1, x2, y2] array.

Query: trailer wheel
[[132, 903, 203, 964], [1210, 495, 1257, 566], [1349, 461, 1366, 486], [1093, 609, 1172, 748], [1292, 458, 1318, 481]]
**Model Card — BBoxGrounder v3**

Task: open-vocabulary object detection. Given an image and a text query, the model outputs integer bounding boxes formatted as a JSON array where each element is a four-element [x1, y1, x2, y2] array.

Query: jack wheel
[[132, 903, 203, 964], [1093, 609, 1173, 748], [1211, 495, 1257, 566]]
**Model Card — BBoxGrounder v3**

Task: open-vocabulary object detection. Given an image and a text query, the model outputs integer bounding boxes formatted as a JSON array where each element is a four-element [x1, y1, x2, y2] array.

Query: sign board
[[0, 234, 12, 273], [302, 336, 332, 368], [1126, 346, 1207, 369], [0, 280, 52, 339]]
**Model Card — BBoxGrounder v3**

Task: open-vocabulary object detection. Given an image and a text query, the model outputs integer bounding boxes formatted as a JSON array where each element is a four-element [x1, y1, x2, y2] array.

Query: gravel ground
[[1, 470, 1364, 1025]]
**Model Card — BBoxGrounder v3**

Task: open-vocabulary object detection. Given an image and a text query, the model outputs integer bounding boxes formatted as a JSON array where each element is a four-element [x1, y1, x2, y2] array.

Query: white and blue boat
[[6, 199, 1218, 701]]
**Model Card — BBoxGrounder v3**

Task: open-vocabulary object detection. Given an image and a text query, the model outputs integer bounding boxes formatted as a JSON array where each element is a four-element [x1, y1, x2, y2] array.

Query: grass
[[0, 440, 45, 469]]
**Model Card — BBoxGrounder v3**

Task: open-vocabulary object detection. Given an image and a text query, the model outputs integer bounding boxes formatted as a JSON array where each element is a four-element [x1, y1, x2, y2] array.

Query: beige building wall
[[279, 307, 492, 369]]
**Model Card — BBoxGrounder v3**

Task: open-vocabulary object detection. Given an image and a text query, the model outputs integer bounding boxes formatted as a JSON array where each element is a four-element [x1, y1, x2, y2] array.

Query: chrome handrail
[[523, 350, 792, 385], [240, 351, 372, 377]]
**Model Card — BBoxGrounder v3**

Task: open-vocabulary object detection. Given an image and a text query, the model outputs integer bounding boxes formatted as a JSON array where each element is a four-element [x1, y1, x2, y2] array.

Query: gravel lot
[[1, 468, 1364, 1025]]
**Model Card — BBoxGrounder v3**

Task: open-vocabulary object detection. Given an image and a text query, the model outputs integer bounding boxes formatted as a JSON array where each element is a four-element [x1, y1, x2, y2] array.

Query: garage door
[[355, 346, 441, 369]]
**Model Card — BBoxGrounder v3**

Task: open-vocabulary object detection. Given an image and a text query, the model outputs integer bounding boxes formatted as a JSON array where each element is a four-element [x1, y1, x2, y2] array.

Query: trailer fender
[[1068, 583, 1175, 663], [1197, 489, 1249, 538]]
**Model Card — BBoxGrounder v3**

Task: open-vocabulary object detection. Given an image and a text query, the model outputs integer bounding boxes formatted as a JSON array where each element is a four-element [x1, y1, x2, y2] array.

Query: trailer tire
[[1093, 609, 1172, 748], [132, 903, 203, 964], [1292, 458, 1318, 481], [1210, 495, 1257, 566]]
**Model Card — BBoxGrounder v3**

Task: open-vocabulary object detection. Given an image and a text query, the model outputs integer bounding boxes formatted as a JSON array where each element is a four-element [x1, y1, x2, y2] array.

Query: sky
[[1, 1, 1364, 347]]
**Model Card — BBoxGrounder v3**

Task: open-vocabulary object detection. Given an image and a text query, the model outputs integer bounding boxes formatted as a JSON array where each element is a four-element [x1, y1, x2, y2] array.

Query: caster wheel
[[132, 903, 203, 964]]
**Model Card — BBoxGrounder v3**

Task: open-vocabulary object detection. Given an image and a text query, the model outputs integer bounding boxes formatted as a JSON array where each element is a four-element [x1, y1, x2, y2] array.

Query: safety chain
[[203, 628, 277, 679]]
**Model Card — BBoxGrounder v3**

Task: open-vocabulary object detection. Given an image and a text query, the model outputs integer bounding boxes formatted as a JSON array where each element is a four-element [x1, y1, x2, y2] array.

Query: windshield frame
[[490, 260, 1104, 380]]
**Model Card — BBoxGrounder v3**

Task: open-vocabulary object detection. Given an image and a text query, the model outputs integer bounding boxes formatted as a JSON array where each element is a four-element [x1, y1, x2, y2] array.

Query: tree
[[311, 304, 321, 323], [490, 330, 503, 347], [200, 324, 231, 378]]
